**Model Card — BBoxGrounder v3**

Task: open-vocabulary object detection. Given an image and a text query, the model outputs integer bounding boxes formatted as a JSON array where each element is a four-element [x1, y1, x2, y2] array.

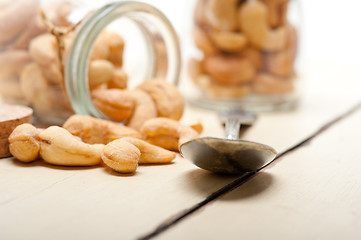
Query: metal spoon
[[180, 108, 277, 175]]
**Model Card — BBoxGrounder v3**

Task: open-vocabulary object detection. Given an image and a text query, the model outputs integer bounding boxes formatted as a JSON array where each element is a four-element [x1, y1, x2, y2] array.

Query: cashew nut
[[209, 31, 248, 52], [28, 33, 62, 84], [63, 115, 141, 144], [264, 25, 297, 77], [140, 118, 200, 151], [259, 0, 290, 28], [0, 77, 23, 100], [205, 0, 239, 31], [39, 126, 104, 166], [193, 26, 216, 56], [178, 126, 200, 148], [196, 75, 251, 98], [102, 139, 140, 173], [137, 79, 184, 120], [0, 0, 39, 45], [203, 53, 256, 85], [252, 73, 293, 95], [91, 88, 134, 122], [239, 47, 263, 70], [125, 89, 157, 131], [8, 123, 41, 163], [194, 0, 209, 27], [144, 136, 179, 152], [238, 0, 287, 51], [107, 68, 128, 89], [0, 50, 32, 80], [189, 121, 204, 135], [20, 63, 71, 113], [20, 63, 54, 113], [88, 59, 115, 89], [90, 32, 110, 61], [44, 1, 75, 27], [28, 33, 56, 66], [106, 31, 125, 67], [8, 14, 46, 50], [121, 137, 176, 164], [90, 30, 124, 67]]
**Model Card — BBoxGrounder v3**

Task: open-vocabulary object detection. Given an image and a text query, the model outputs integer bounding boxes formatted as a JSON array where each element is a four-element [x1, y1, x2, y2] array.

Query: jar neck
[[64, 1, 181, 118]]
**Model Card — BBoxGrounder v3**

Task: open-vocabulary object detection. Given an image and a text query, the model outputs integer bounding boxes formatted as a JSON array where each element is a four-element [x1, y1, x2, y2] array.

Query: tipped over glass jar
[[183, 0, 301, 111], [0, 0, 180, 124]]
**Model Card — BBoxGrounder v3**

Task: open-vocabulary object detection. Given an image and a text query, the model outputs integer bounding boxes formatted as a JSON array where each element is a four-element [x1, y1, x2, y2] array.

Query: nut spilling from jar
[[1, 1, 166, 123], [8, 114, 202, 174], [190, 0, 297, 99], [91, 78, 185, 131]]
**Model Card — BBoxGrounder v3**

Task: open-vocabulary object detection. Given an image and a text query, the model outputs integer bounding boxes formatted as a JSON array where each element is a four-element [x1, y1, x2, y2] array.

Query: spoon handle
[[225, 118, 241, 140]]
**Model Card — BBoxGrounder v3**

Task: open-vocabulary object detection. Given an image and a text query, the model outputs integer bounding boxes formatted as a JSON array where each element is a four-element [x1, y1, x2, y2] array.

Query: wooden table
[[1, 61, 361, 240]]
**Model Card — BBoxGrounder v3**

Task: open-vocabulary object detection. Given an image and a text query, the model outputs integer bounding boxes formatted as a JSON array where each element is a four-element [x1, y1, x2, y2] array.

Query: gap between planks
[[137, 101, 361, 240]]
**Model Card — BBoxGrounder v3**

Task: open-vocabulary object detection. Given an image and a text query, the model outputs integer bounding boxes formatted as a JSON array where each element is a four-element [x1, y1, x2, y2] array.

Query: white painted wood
[[159, 99, 361, 240]]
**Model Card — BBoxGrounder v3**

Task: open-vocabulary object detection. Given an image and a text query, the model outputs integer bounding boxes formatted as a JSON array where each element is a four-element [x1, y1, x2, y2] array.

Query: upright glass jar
[[0, 0, 180, 124], [183, 0, 301, 111]]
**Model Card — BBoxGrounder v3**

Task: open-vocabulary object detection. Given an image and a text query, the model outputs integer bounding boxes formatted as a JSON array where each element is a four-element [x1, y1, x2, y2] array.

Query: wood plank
[[0, 61, 360, 240], [157, 97, 361, 240]]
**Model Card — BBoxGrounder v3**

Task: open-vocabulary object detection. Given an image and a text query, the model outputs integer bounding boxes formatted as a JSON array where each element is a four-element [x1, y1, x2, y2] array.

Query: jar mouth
[[64, 1, 181, 118]]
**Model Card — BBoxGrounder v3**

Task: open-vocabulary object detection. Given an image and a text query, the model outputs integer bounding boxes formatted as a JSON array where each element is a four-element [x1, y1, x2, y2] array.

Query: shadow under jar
[[0, 0, 180, 124], [184, 0, 301, 112]]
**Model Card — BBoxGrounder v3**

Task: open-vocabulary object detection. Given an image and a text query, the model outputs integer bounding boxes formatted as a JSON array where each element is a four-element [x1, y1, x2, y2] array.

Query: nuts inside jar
[[190, 0, 297, 99]]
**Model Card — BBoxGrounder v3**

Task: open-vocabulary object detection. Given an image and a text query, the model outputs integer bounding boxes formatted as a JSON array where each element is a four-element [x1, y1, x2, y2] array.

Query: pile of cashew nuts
[[9, 115, 202, 174], [2, 0, 203, 175], [0, 0, 75, 114], [189, 0, 297, 98], [1, 0, 179, 126]]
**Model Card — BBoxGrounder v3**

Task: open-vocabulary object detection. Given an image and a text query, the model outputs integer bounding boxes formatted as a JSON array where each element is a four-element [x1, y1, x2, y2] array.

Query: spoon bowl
[[180, 108, 277, 175], [180, 137, 276, 174]]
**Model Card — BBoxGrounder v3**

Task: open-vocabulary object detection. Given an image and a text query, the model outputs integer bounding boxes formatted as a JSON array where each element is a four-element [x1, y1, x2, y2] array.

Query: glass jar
[[182, 0, 301, 111], [0, 0, 180, 124]]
